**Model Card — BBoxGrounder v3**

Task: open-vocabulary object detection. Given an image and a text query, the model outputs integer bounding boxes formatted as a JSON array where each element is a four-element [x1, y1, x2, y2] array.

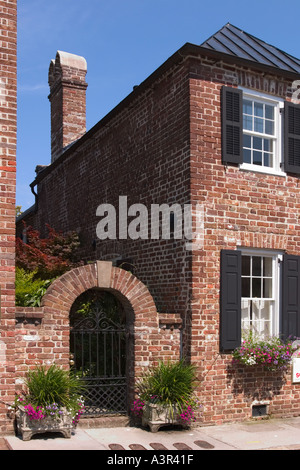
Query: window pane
[[261, 300, 272, 336], [254, 117, 263, 133], [253, 151, 262, 165], [243, 149, 251, 163], [263, 139, 270, 151], [252, 278, 261, 297], [263, 278, 272, 298], [243, 134, 251, 148], [265, 105, 274, 120], [242, 256, 250, 275], [242, 277, 250, 297], [260, 300, 272, 320], [252, 300, 260, 321], [263, 323, 271, 336], [263, 257, 272, 276], [264, 153, 272, 167], [252, 257, 261, 276], [241, 300, 249, 318], [263, 140, 273, 167], [254, 102, 263, 117], [241, 300, 251, 331], [243, 115, 252, 130], [243, 100, 252, 115], [253, 137, 262, 149], [265, 120, 274, 135]]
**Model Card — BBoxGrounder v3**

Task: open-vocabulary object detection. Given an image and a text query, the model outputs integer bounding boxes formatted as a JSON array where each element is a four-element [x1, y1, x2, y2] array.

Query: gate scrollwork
[[70, 296, 127, 416]]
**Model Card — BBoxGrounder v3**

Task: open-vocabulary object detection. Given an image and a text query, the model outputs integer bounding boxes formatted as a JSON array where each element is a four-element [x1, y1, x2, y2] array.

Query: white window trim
[[239, 248, 283, 338], [239, 88, 286, 177]]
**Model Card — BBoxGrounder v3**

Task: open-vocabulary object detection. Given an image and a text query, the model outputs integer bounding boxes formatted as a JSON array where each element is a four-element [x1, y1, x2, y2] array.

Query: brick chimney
[[48, 51, 88, 163]]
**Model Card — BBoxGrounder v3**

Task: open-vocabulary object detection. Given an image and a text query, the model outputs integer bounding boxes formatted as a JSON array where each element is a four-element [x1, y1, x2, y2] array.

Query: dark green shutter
[[284, 101, 300, 174], [220, 250, 242, 351], [221, 86, 243, 165], [282, 254, 300, 340]]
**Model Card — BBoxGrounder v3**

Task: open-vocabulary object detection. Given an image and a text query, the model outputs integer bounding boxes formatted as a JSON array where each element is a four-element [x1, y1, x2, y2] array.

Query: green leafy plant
[[135, 360, 200, 423], [16, 223, 82, 306], [16, 364, 86, 424], [24, 364, 84, 410], [15, 267, 53, 307]]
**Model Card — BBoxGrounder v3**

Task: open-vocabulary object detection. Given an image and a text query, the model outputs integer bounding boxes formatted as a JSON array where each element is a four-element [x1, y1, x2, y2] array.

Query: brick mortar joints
[[48, 78, 88, 97]]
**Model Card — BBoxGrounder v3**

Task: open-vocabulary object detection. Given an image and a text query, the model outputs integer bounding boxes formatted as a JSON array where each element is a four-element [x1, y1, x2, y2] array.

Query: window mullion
[[242, 92, 282, 172], [241, 252, 279, 339], [250, 255, 252, 298], [243, 130, 275, 139], [260, 257, 263, 299]]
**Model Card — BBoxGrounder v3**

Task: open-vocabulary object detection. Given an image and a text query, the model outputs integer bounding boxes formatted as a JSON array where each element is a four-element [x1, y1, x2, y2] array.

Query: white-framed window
[[240, 89, 284, 176], [241, 249, 282, 339]]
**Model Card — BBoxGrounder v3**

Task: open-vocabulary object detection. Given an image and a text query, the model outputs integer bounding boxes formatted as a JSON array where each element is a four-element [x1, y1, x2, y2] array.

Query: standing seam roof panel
[[200, 23, 300, 74]]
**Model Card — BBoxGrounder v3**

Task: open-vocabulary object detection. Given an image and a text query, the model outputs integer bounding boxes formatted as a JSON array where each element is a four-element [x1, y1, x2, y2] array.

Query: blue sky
[[17, 0, 300, 209]]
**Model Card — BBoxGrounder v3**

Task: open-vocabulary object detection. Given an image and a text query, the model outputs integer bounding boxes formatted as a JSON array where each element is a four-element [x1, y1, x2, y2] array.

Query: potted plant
[[232, 332, 299, 371], [15, 364, 85, 441], [132, 360, 200, 432]]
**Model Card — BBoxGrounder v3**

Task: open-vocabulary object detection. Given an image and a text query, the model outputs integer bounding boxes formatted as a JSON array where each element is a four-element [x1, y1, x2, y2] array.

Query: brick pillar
[[48, 51, 88, 163], [0, 0, 17, 435]]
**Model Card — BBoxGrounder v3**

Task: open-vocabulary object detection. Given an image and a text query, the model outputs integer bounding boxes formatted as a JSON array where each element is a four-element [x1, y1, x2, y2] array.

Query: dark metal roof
[[200, 23, 300, 74]]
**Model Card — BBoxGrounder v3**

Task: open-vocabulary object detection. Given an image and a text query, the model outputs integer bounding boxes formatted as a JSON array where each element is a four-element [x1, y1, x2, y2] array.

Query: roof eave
[[185, 43, 300, 80]]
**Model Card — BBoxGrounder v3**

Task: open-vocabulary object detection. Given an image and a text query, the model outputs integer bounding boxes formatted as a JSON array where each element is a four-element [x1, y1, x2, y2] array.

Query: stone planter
[[16, 406, 73, 441], [142, 402, 184, 432]]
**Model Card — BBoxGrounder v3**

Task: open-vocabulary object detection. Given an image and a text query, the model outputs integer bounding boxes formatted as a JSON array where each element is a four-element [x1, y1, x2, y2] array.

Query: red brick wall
[[188, 56, 300, 424], [0, 0, 16, 434], [29, 57, 192, 318], [20, 50, 300, 425]]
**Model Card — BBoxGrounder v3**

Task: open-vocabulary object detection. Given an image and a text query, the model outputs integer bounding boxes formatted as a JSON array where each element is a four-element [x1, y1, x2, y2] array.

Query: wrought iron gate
[[70, 298, 127, 416]]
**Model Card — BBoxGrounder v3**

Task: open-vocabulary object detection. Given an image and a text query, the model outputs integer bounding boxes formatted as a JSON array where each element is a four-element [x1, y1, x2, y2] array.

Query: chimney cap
[[49, 51, 87, 86], [56, 50, 87, 71]]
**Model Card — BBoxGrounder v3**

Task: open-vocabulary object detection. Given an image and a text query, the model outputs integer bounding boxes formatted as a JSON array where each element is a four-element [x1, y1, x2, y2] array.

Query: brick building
[[0, 0, 17, 434], [16, 24, 300, 426]]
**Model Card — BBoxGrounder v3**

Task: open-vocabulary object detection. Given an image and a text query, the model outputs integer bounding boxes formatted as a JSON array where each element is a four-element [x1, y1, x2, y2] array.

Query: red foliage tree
[[16, 223, 81, 279]]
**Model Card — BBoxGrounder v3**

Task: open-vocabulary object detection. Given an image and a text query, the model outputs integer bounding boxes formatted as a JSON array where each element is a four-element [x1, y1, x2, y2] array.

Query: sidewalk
[[3, 416, 300, 451]]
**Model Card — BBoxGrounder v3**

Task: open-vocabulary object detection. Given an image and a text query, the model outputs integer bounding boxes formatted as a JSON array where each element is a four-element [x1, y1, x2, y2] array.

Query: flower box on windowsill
[[232, 334, 298, 372], [16, 405, 73, 441], [141, 402, 185, 433]]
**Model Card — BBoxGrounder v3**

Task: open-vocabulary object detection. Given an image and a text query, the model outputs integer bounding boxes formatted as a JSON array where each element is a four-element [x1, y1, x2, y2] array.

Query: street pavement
[[2, 416, 300, 451]]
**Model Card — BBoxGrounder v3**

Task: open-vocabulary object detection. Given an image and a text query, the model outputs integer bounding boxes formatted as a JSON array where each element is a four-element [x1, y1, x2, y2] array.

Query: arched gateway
[[40, 261, 159, 417]]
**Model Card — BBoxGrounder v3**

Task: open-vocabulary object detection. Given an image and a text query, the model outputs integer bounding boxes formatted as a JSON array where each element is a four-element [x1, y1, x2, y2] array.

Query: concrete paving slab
[[4, 417, 300, 451], [4, 425, 234, 451], [82, 426, 235, 450], [5, 428, 107, 451], [199, 417, 300, 450]]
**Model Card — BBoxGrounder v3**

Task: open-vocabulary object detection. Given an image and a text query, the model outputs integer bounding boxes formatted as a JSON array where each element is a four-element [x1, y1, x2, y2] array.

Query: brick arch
[[41, 261, 158, 326], [40, 261, 160, 403]]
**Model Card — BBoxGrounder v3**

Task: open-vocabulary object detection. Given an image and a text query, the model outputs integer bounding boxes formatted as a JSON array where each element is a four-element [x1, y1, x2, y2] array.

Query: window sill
[[239, 164, 286, 178]]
